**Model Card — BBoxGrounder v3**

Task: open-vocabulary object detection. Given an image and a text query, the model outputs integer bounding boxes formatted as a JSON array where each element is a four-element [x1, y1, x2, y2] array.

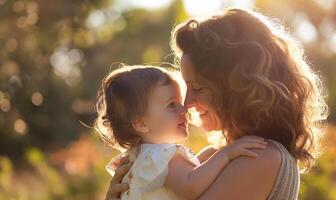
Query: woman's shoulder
[[200, 142, 288, 200], [249, 139, 282, 165], [230, 139, 282, 175], [198, 140, 282, 200]]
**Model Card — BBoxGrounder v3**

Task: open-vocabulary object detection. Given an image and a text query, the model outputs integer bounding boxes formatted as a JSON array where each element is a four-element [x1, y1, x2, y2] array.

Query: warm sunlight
[[183, 0, 256, 17], [1, 0, 335, 199], [183, 0, 223, 17], [118, 0, 255, 17]]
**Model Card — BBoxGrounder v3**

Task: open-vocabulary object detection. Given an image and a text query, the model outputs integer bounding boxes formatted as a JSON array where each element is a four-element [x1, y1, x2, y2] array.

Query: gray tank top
[[267, 139, 300, 200]]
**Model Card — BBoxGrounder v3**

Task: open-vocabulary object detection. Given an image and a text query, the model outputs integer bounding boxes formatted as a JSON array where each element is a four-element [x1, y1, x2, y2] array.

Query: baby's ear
[[131, 117, 149, 134]]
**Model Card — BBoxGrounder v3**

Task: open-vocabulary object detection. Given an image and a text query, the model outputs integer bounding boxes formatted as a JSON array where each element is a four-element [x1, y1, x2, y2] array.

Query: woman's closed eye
[[191, 84, 203, 92]]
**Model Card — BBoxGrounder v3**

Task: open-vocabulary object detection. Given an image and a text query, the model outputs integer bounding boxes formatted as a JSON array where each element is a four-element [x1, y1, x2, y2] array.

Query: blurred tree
[[0, 0, 188, 162], [0, 0, 114, 161]]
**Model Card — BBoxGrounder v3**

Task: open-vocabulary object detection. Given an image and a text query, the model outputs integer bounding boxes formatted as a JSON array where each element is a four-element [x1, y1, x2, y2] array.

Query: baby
[[95, 65, 267, 200]]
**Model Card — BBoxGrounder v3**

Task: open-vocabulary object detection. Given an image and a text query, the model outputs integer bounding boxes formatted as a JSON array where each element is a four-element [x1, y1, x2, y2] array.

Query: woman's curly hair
[[171, 8, 328, 171]]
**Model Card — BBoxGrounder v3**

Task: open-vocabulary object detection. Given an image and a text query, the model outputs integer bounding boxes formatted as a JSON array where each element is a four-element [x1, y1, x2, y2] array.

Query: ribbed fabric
[[267, 139, 300, 200]]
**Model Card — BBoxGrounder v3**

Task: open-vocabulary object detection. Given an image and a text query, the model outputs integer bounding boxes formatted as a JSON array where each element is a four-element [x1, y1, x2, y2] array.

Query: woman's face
[[181, 54, 222, 132]]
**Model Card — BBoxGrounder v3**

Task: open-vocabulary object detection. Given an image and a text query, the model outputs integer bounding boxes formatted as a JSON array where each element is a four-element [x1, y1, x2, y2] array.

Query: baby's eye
[[168, 102, 180, 110]]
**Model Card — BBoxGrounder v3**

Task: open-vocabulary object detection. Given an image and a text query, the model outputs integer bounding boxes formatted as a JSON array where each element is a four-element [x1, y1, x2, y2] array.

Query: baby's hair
[[94, 65, 182, 150]]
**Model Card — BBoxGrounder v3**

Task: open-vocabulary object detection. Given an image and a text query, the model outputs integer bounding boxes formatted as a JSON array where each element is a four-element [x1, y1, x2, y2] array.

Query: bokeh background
[[0, 0, 335, 199]]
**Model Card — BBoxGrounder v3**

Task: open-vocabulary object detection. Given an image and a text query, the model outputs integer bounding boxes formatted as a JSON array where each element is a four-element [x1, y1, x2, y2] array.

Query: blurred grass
[[0, 124, 335, 200]]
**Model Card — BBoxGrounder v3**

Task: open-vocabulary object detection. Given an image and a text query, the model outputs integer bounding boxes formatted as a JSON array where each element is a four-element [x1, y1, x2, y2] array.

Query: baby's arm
[[196, 146, 217, 163], [165, 137, 267, 200]]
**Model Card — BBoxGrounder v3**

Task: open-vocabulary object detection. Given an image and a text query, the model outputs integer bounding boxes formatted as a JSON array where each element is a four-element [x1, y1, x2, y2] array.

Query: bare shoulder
[[241, 140, 282, 168], [199, 141, 282, 200], [227, 141, 282, 185]]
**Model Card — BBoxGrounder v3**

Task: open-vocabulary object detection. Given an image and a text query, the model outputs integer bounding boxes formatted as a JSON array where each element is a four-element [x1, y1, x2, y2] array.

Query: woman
[[105, 8, 328, 200]]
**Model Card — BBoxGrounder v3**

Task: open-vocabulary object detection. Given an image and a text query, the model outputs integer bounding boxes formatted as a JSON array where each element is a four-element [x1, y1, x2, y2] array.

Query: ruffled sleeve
[[136, 143, 200, 192], [105, 148, 137, 177]]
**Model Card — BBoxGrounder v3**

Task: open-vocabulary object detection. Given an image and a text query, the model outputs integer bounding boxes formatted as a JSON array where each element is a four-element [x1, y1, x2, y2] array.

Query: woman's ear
[[132, 117, 150, 134]]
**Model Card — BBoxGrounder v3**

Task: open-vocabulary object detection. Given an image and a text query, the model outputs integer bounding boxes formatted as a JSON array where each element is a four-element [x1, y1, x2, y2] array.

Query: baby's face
[[143, 82, 189, 144]]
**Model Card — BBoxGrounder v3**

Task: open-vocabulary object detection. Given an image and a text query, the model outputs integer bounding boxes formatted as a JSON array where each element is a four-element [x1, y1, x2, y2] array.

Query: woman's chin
[[200, 114, 222, 132], [201, 124, 214, 132]]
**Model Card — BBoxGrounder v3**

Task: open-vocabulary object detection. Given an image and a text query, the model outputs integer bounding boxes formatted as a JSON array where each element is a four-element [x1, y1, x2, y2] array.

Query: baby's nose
[[180, 105, 188, 114]]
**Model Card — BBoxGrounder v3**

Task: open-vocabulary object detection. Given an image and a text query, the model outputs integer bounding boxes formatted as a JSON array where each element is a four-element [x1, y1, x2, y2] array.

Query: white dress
[[106, 143, 201, 200]]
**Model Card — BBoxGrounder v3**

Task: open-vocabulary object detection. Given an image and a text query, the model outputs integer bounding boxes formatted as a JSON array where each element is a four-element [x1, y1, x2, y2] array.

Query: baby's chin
[[174, 127, 189, 142], [162, 133, 188, 144]]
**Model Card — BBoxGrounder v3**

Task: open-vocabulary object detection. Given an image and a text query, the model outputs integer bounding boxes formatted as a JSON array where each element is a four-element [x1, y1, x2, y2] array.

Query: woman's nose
[[183, 92, 196, 109]]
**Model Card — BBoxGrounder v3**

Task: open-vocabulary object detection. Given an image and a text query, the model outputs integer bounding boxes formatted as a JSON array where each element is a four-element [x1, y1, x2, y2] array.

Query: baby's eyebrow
[[165, 96, 176, 103]]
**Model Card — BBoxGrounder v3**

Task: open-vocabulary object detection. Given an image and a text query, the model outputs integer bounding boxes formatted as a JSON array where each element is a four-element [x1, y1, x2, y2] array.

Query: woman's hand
[[105, 156, 132, 200]]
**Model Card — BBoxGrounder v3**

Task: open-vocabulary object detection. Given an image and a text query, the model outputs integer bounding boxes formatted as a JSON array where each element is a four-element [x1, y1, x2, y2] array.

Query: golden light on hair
[[171, 8, 328, 171]]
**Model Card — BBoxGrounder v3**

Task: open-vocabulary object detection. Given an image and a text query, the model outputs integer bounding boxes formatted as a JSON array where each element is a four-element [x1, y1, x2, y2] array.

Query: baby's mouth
[[178, 121, 188, 129]]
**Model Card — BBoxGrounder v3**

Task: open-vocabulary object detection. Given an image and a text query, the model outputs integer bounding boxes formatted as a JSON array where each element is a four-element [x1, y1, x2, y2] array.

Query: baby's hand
[[220, 136, 267, 161]]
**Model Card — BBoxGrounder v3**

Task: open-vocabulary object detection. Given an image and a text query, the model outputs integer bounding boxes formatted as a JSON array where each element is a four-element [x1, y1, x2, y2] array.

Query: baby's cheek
[[158, 114, 176, 129], [166, 112, 180, 124]]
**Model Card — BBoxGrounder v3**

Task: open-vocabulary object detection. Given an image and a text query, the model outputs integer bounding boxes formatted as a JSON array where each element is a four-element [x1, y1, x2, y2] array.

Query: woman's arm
[[165, 138, 267, 199], [198, 143, 282, 200]]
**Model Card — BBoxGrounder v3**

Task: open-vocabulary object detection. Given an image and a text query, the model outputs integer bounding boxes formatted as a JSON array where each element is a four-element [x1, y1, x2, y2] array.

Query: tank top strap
[[266, 139, 300, 200]]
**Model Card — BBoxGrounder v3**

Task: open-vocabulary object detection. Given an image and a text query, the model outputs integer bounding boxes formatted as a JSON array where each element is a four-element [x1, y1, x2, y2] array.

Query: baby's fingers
[[238, 136, 267, 145], [240, 138, 268, 145], [240, 136, 265, 141], [243, 141, 268, 149], [241, 149, 259, 158]]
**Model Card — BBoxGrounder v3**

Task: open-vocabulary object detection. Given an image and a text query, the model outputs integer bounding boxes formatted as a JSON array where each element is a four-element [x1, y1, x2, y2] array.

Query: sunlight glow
[[314, 0, 335, 10], [328, 33, 336, 54], [31, 92, 43, 106], [14, 119, 28, 135], [183, 0, 222, 17], [292, 13, 317, 44], [116, 0, 172, 10], [183, 0, 255, 17], [86, 10, 106, 28], [50, 47, 83, 86], [114, 0, 255, 17]]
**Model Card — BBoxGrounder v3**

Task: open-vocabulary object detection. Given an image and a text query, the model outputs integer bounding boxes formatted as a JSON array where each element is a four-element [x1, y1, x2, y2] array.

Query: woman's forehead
[[181, 54, 196, 83]]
